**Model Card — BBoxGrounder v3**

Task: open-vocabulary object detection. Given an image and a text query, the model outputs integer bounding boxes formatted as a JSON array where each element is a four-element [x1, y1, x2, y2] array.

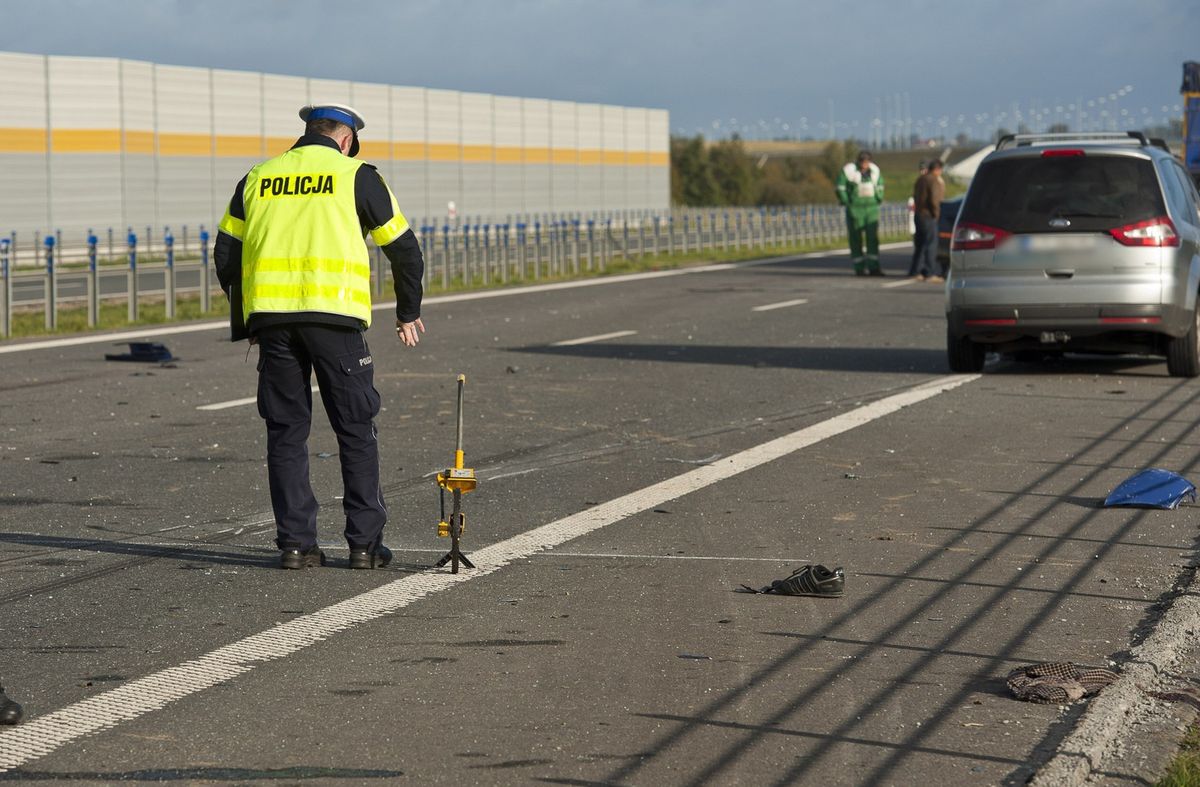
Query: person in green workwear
[[835, 150, 885, 276]]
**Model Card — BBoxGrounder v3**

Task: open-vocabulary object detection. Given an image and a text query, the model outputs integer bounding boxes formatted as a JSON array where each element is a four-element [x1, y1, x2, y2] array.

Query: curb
[[1030, 566, 1200, 785]]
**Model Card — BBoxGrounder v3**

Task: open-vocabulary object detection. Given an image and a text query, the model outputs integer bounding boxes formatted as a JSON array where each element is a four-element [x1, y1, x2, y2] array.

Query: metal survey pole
[[87, 230, 98, 327]]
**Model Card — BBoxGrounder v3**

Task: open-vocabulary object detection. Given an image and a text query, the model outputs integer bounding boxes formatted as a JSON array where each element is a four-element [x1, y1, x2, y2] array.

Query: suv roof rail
[[1149, 137, 1171, 153], [995, 131, 1152, 150]]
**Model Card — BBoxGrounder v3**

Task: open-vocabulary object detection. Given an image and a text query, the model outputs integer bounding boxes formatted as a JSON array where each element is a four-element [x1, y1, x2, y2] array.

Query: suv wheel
[[1166, 302, 1200, 378], [947, 326, 986, 373]]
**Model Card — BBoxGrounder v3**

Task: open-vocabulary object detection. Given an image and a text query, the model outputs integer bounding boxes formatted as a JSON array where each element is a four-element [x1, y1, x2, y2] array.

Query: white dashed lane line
[[0, 372, 979, 774], [751, 298, 809, 312], [551, 330, 638, 346]]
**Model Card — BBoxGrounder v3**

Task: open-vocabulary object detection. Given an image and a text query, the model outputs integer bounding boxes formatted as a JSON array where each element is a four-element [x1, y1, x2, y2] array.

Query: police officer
[[835, 150, 885, 276], [0, 680, 22, 724], [214, 103, 426, 570]]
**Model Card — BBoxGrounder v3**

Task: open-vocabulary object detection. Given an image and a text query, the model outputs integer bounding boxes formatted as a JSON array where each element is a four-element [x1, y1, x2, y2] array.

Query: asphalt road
[[1, 248, 1198, 785]]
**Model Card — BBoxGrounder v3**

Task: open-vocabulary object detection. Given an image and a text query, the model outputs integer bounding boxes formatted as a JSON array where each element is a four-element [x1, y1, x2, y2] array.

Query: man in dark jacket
[[910, 159, 945, 281]]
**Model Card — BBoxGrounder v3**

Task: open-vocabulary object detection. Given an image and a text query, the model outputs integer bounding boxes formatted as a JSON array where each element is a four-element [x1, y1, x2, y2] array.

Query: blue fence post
[[199, 226, 211, 313], [441, 224, 451, 289], [533, 221, 542, 280], [164, 229, 176, 319], [43, 234, 56, 330], [127, 229, 139, 322], [87, 229, 99, 327], [0, 237, 10, 337]]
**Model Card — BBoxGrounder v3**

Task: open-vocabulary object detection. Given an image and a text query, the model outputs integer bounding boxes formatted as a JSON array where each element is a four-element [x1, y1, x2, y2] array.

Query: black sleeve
[[354, 166, 424, 323], [354, 164, 397, 232], [214, 176, 246, 296], [214, 176, 249, 341], [383, 229, 425, 323]]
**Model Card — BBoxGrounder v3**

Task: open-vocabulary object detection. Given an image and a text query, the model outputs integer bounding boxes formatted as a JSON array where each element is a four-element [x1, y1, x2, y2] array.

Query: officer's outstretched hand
[[396, 318, 425, 347]]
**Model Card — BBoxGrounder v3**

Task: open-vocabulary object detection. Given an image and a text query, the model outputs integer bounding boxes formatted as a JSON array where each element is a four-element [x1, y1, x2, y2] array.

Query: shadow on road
[[514, 343, 946, 374], [560, 375, 1200, 786]]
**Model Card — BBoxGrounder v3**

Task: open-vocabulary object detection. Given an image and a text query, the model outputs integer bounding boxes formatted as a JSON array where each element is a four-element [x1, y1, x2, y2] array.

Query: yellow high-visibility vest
[[231, 144, 373, 326]]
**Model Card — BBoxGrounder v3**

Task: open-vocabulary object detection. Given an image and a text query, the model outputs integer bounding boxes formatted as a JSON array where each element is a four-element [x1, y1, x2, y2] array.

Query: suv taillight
[[1109, 216, 1180, 247], [951, 222, 1011, 251]]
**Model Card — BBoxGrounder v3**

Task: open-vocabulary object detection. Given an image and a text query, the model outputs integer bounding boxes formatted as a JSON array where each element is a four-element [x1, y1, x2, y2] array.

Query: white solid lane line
[[881, 278, 918, 289], [197, 384, 319, 411], [0, 372, 979, 774], [752, 298, 809, 312], [551, 329, 638, 347]]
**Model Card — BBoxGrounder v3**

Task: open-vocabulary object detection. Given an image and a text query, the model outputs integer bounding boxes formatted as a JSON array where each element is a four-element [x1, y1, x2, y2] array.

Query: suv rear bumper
[[948, 303, 1191, 341]]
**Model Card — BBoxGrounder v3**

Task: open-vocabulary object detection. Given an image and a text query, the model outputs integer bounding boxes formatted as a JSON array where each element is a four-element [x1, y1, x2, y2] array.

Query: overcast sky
[[0, 0, 1192, 141]]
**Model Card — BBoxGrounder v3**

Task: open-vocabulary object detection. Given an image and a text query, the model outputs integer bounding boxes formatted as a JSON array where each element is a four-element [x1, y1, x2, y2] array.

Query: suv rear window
[[959, 154, 1165, 233]]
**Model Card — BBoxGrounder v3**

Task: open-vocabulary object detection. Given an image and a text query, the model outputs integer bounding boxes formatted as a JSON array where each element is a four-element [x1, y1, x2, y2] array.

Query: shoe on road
[[868, 268, 886, 277], [349, 545, 392, 570], [0, 685, 23, 725], [744, 564, 845, 597], [279, 546, 327, 570]]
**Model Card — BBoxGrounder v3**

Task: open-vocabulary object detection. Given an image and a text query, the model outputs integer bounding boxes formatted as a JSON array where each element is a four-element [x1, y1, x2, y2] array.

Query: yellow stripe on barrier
[[158, 132, 212, 156], [0, 127, 670, 165], [393, 142, 427, 161], [0, 127, 48, 153], [427, 143, 461, 162], [216, 134, 264, 157], [50, 129, 121, 153], [124, 131, 155, 154]]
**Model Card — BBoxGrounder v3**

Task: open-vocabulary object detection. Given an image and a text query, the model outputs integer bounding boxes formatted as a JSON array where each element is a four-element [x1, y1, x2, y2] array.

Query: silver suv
[[945, 131, 1200, 376]]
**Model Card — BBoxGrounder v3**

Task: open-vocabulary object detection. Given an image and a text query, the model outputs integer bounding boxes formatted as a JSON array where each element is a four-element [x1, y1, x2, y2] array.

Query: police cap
[[299, 104, 365, 158]]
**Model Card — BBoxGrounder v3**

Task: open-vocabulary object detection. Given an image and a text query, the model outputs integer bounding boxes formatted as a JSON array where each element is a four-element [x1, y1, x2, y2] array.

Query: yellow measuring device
[[435, 374, 476, 573]]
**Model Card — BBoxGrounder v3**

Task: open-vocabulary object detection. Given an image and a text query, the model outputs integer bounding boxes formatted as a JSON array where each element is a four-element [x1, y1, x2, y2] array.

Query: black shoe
[[349, 545, 392, 570], [744, 564, 845, 597], [868, 268, 886, 277], [279, 546, 326, 570], [0, 685, 23, 725]]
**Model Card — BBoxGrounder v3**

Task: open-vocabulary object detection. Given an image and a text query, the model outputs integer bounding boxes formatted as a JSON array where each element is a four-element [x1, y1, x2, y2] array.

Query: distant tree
[[708, 136, 759, 206], [670, 135, 719, 206], [1047, 122, 1070, 134]]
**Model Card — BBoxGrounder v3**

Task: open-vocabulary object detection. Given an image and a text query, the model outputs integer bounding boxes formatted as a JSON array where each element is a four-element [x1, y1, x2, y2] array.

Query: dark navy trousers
[[255, 324, 387, 552]]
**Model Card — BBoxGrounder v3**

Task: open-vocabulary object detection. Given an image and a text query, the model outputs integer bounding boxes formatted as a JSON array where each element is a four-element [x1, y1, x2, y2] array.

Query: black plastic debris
[[1103, 468, 1196, 510], [105, 342, 175, 363]]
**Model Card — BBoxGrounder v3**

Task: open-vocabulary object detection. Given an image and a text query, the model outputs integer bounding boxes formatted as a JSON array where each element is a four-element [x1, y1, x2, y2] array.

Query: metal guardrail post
[[164, 229, 176, 319], [127, 230, 139, 322], [441, 224, 450, 289], [43, 234, 56, 330], [199, 227, 211, 312], [482, 224, 491, 285], [87, 230, 98, 327], [0, 238, 10, 337], [533, 221, 541, 280]]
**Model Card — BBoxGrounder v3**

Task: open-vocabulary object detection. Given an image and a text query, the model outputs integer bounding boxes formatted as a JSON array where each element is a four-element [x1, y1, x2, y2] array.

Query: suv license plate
[[1019, 234, 1101, 252]]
